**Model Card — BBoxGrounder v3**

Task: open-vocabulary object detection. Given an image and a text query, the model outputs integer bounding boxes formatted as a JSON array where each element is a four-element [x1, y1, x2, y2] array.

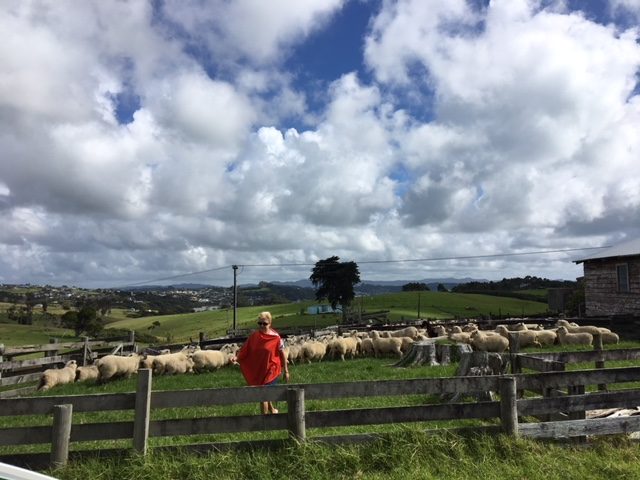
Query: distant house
[[574, 238, 640, 317], [306, 304, 340, 315]]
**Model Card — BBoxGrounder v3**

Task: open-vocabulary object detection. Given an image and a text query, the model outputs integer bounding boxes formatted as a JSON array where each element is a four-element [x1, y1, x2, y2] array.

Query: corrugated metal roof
[[574, 238, 640, 263]]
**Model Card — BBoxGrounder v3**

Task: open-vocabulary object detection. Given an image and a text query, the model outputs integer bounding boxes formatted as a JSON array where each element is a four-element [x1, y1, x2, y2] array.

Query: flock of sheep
[[434, 318, 619, 353], [36, 320, 619, 392]]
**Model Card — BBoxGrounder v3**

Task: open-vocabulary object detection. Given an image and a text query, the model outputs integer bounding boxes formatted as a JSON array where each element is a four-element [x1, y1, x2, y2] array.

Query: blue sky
[[1, 0, 639, 288]]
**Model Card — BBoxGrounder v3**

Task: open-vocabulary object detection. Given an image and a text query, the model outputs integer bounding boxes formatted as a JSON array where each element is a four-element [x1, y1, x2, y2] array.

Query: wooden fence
[[2, 362, 640, 470], [0, 334, 136, 397]]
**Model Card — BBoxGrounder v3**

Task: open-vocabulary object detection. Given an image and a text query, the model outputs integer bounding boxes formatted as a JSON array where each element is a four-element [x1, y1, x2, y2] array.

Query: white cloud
[[0, 0, 637, 287]]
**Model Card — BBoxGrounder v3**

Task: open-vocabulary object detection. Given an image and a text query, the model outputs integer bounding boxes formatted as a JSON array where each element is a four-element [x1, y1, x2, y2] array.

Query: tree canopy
[[309, 256, 361, 322]]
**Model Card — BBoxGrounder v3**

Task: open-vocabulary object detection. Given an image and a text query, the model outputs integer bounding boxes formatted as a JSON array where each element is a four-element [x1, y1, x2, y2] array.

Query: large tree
[[309, 256, 361, 323]]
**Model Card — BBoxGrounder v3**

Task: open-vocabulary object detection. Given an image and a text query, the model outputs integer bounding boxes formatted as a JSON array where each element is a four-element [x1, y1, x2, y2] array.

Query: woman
[[231, 311, 290, 414]]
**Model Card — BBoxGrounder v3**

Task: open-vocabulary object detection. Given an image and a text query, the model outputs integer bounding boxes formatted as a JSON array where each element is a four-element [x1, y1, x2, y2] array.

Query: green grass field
[[6, 348, 640, 480], [105, 291, 550, 344]]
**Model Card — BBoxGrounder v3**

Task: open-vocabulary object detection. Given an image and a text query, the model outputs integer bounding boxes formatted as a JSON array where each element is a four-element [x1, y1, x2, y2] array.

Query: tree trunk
[[442, 351, 508, 403], [393, 340, 472, 367]]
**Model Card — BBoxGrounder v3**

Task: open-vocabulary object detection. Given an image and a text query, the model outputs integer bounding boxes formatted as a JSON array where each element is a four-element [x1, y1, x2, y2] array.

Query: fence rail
[[2, 363, 640, 470]]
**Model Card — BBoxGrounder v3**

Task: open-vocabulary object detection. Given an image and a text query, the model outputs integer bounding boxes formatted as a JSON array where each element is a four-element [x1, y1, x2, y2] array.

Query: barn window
[[617, 263, 630, 292]]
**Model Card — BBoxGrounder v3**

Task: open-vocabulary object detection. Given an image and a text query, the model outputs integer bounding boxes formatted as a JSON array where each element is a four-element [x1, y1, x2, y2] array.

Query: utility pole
[[232, 265, 238, 332], [417, 291, 421, 319]]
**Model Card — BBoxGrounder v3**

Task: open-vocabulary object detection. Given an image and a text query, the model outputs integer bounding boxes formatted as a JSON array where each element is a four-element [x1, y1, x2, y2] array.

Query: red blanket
[[236, 330, 282, 386]]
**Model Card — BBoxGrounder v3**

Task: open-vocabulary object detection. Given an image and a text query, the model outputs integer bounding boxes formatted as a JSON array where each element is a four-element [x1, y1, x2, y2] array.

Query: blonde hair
[[258, 311, 272, 324]]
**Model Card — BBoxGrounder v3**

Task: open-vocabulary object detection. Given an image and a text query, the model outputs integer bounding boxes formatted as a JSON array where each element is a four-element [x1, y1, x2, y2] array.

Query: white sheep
[[432, 325, 447, 337], [191, 349, 230, 373], [469, 330, 509, 353], [556, 326, 593, 346], [555, 319, 602, 336], [360, 337, 375, 357], [287, 344, 303, 365], [75, 364, 99, 382], [448, 331, 472, 344], [153, 351, 194, 375], [495, 325, 541, 348], [534, 329, 557, 346], [370, 330, 403, 358], [38, 360, 78, 391], [389, 326, 420, 339], [96, 354, 140, 382], [301, 341, 327, 363], [399, 336, 414, 353], [596, 331, 620, 345]]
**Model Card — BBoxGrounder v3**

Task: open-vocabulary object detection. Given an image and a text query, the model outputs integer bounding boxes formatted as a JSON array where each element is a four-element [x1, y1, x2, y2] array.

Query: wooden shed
[[574, 238, 640, 317]]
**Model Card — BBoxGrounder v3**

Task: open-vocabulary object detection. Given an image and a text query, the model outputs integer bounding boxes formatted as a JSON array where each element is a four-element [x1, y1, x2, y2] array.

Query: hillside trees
[[402, 282, 430, 291], [310, 256, 361, 323]]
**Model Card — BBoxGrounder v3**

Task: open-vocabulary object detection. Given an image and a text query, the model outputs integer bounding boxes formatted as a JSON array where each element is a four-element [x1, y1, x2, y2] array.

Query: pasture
[[5, 347, 640, 480], [105, 291, 549, 344]]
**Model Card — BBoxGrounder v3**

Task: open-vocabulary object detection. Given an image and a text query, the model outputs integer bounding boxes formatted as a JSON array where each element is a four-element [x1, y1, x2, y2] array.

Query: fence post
[[48, 338, 59, 359], [129, 330, 136, 353], [508, 333, 520, 375], [0, 343, 4, 382], [287, 387, 306, 442], [82, 337, 89, 366], [51, 404, 73, 468], [133, 368, 152, 454], [499, 376, 518, 436], [594, 334, 607, 391]]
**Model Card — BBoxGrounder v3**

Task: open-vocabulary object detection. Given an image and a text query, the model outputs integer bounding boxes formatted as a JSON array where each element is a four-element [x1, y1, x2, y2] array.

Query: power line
[[238, 246, 610, 267], [117, 245, 609, 287], [121, 265, 232, 287]]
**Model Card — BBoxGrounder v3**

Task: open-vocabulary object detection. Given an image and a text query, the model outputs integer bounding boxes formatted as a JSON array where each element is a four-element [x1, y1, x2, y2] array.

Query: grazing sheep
[[360, 337, 375, 357], [534, 329, 558, 346], [301, 341, 327, 363], [596, 331, 620, 345], [192, 350, 230, 373], [461, 323, 478, 333], [399, 336, 414, 353], [556, 326, 593, 346], [495, 326, 541, 348], [448, 331, 472, 344], [469, 330, 509, 353], [153, 352, 193, 375], [432, 325, 447, 337], [389, 326, 420, 339], [370, 330, 403, 358], [96, 354, 140, 382], [38, 360, 78, 391], [555, 319, 602, 336], [287, 344, 303, 365], [75, 364, 99, 382]]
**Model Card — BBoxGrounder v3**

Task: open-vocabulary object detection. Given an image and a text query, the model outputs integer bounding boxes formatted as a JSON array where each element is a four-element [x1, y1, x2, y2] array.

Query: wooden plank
[[0, 355, 69, 370], [4, 340, 131, 357], [0, 385, 37, 399], [71, 422, 134, 442], [0, 425, 51, 446], [519, 389, 640, 416], [151, 377, 501, 408], [0, 371, 42, 386], [517, 366, 640, 391], [306, 402, 501, 429], [519, 415, 640, 439], [149, 413, 287, 436], [0, 392, 136, 416]]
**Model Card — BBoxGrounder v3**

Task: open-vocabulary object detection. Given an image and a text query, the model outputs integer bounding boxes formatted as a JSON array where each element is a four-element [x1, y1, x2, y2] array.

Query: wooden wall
[[583, 256, 640, 316]]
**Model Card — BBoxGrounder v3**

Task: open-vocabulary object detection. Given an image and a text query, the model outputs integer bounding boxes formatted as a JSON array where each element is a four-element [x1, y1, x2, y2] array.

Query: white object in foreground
[[0, 462, 59, 480]]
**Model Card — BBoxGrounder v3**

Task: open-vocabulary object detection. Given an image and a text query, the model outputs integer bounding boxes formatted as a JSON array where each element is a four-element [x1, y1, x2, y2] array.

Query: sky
[[1, 0, 640, 289]]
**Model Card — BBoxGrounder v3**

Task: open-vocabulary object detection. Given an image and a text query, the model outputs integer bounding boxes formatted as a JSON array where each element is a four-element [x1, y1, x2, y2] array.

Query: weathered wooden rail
[[1, 365, 640, 470]]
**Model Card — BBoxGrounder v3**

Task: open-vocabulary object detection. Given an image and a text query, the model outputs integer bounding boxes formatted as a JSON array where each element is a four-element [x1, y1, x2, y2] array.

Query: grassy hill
[[106, 291, 550, 344]]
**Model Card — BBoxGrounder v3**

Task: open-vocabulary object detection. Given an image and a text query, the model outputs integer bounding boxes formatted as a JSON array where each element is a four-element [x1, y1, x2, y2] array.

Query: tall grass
[[51, 431, 640, 480]]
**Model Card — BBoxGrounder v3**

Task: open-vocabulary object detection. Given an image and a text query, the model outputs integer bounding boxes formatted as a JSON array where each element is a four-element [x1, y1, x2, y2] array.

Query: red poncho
[[236, 330, 283, 386]]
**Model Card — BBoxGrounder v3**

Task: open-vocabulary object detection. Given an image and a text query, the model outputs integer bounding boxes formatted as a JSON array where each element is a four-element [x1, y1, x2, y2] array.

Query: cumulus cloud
[[367, 0, 640, 239], [0, 0, 638, 287]]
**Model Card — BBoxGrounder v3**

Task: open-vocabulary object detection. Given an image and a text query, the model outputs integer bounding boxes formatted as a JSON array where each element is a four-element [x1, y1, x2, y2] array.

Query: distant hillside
[[452, 275, 577, 302]]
